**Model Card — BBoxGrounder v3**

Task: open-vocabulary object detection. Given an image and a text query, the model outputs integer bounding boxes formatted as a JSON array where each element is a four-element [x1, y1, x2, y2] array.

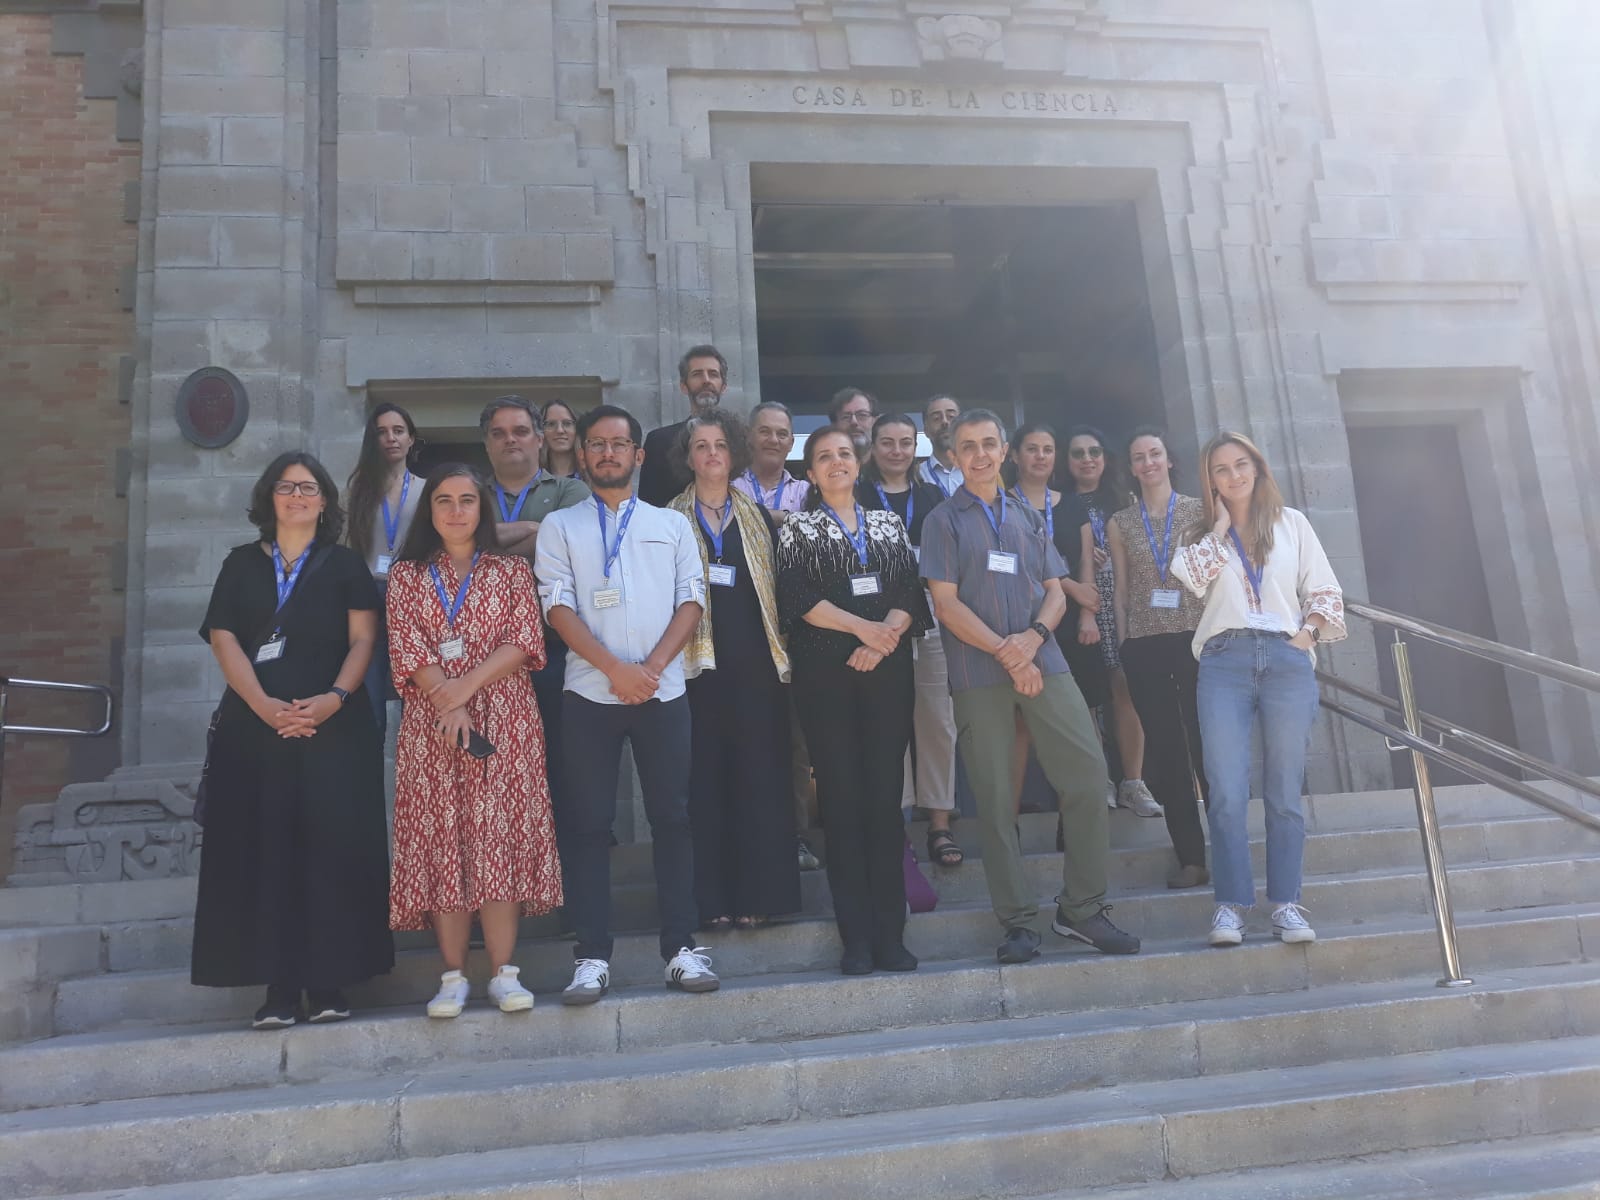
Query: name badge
[[1246, 611, 1280, 632], [254, 636, 285, 664], [375, 554, 393, 576], [987, 551, 1019, 575], [708, 563, 737, 588], [1150, 588, 1181, 610], [849, 572, 882, 597], [592, 587, 622, 610], [439, 637, 465, 661]]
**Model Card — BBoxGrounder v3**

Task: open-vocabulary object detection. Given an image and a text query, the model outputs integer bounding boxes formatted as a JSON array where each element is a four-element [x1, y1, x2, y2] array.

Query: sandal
[[927, 828, 964, 867], [734, 915, 769, 930], [707, 915, 734, 932]]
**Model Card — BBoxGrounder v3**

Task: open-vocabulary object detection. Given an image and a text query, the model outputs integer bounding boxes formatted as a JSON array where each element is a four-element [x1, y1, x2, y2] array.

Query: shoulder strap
[[242, 543, 337, 658]]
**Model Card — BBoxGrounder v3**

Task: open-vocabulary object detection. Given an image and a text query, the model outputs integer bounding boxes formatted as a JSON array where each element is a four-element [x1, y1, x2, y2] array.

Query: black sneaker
[[251, 985, 300, 1029], [1052, 904, 1140, 954], [872, 942, 918, 972], [306, 989, 351, 1023], [997, 926, 1041, 964], [840, 944, 874, 976]]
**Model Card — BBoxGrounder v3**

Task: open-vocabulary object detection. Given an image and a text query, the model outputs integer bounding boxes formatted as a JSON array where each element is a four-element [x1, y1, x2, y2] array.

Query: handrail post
[[1391, 637, 1473, 987]]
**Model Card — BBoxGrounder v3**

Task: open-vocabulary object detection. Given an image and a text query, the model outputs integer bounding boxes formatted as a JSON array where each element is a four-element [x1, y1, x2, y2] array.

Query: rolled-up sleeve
[[669, 512, 707, 610], [533, 509, 576, 614]]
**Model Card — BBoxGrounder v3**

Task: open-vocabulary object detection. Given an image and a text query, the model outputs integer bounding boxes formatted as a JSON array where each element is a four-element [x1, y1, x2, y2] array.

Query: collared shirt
[[733, 468, 808, 515], [534, 495, 707, 704], [494, 472, 591, 560], [919, 485, 1071, 692], [918, 457, 964, 498]]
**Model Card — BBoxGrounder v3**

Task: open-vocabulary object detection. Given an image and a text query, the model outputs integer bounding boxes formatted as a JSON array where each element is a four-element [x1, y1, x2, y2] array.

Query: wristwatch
[[1029, 621, 1051, 641], [1300, 625, 1321, 643], [329, 686, 351, 705]]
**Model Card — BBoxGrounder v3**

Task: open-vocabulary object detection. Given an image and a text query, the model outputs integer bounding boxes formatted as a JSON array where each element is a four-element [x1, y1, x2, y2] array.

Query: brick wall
[[0, 15, 138, 876]]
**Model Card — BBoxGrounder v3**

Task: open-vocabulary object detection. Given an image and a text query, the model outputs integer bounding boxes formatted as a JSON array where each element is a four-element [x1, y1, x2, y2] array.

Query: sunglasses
[[1068, 445, 1105, 461]]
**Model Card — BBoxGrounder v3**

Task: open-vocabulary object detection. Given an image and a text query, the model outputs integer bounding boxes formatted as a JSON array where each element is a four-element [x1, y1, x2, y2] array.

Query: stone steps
[[23, 1029, 1600, 1200]]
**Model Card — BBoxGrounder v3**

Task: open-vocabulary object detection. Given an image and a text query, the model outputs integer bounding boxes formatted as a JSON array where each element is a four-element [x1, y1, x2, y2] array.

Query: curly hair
[[672, 409, 752, 483], [247, 452, 346, 543]]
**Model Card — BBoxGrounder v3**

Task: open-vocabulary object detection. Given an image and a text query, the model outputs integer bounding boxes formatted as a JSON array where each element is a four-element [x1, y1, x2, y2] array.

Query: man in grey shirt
[[919, 409, 1140, 965]]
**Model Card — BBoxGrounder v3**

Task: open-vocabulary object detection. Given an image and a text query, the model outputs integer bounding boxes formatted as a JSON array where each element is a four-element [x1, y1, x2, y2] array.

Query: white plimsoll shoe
[[426, 970, 471, 1018], [1117, 779, 1164, 818], [487, 965, 534, 1012], [1209, 904, 1247, 947], [1272, 903, 1316, 944], [666, 946, 720, 993], [562, 958, 610, 1006]]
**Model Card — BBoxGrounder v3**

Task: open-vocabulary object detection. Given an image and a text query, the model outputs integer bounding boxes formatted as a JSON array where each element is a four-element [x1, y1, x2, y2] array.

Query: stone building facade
[[7, 0, 1600, 881]]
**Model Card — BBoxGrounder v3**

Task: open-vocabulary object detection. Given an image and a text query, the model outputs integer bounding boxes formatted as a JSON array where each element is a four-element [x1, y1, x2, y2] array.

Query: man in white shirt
[[918, 393, 965, 497], [535, 404, 719, 1003]]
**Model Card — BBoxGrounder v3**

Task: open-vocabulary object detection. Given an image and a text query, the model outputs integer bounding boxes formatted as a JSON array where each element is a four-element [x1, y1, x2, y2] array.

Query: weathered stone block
[[376, 96, 451, 137], [154, 217, 218, 267], [408, 50, 483, 96], [370, 0, 449, 48], [563, 232, 614, 282], [336, 183, 377, 231], [160, 76, 287, 119], [412, 232, 490, 280], [377, 184, 453, 232], [527, 184, 599, 229], [411, 137, 483, 184], [339, 133, 412, 183], [338, 49, 410, 97], [451, 96, 523, 138], [152, 268, 284, 321], [218, 218, 284, 268], [164, 0, 289, 31], [157, 117, 220, 166], [453, 185, 527, 233], [336, 230, 413, 280], [489, 233, 564, 280], [485, 52, 552, 99], [221, 118, 285, 167]]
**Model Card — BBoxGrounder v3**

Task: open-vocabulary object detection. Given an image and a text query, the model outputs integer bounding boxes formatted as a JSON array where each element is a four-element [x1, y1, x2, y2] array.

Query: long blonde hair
[[1187, 432, 1285, 565]]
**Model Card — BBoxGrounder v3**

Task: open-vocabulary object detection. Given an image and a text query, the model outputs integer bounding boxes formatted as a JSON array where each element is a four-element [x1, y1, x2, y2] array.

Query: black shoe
[[306, 989, 351, 1023], [840, 944, 875, 975], [997, 926, 1041, 964], [1052, 903, 1141, 954], [251, 985, 300, 1029], [872, 943, 918, 972]]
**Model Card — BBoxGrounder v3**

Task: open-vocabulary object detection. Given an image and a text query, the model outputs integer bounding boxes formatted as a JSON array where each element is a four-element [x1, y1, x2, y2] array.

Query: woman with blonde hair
[[1172, 433, 1345, 949]]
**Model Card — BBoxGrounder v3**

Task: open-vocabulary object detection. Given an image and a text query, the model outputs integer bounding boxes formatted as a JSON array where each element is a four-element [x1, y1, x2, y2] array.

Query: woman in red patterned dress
[[386, 464, 563, 1018]]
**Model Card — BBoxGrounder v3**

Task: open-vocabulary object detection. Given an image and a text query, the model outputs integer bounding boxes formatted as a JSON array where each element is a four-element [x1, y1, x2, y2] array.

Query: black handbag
[[194, 545, 336, 826]]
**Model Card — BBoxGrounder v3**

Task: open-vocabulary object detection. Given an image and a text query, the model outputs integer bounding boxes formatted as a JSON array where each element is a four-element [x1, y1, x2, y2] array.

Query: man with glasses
[[918, 393, 964, 497], [639, 345, 728, 506], [828, 387, 877, 456], [535, 405, 719, 1003], [480, 396, 590, 816]]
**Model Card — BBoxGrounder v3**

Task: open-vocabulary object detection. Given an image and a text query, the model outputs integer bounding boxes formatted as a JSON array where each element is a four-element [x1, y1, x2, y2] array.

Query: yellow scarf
[[668, 485, 790, 682]]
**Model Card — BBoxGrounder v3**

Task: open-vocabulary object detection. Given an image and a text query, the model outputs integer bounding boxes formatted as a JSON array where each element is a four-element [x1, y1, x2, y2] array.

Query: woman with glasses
[[1108, 427, 1210, 887], [667, 410, 800, 932], [386, 464, 563, 1018], [778, 427, 930, 974], [344, 403, 425, 736], [540, 399, 583, 480], [194, 453, 394, 1029], [1064, 425, 1159, 818]]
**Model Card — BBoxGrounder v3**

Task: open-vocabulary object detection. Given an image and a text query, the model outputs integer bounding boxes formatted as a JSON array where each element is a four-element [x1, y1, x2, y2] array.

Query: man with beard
[[640, 345, 728, 505], [918, 393, 964, 497], [535, 405, 719, 1004], [828, 387, 877, 456]]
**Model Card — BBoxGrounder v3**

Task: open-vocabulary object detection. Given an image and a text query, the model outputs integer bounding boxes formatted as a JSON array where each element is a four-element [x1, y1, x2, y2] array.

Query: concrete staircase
[[3, 782, 1600, 1198]]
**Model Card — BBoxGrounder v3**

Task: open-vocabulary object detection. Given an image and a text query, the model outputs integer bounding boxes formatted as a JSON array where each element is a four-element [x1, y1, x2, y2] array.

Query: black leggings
[[1120, 631, 1209, 868]]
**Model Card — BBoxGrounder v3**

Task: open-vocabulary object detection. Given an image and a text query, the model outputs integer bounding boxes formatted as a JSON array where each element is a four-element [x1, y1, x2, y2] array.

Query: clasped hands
[[994, 629, 1046, 697], [848, 617, 904, 672], [607, 660, 662, 705], [258, 693, 340, 739]]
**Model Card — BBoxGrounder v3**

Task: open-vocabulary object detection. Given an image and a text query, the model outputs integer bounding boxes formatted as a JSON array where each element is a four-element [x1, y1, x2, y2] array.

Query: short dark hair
[[828, 386, 876, 423], [748, 400, 793, 425], [247, 451, 346, 543], [923, 392, 959, 417], [799, 426, 857, 510], [949, 407, 1008, 446], [576, 404, 643, 447], [672, 410, 752, 482], [677, 345, 728, 385], [395, 463, 502, 563], [478, 395, 542, 436]]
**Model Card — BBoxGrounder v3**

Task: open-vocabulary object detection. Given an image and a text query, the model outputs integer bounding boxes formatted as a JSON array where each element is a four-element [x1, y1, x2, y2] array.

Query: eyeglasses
[[842, 410, 875, 425], [273, 481, 322, 497], [545, 419, 576, 431], [583, 438, 636, 456], [1068, 446, 1105, 461]]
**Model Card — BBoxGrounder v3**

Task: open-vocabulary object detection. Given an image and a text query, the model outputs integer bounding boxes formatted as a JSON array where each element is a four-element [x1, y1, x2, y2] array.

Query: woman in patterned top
[[778, 427, 931, 975], [386, 464, 563, 1019], [1108, 427, 1210, 888], [1173, 432, 1345, 949]]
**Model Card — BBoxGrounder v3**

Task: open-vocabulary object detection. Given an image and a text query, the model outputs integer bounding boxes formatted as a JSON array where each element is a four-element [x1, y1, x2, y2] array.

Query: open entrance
[[365, 379, 604, 474], [750, 164, 1168, 446]]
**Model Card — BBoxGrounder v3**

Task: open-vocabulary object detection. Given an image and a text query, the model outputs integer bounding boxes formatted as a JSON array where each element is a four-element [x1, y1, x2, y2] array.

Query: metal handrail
[[1320, 602, 1600, 991], [0, 677, 116, 737]]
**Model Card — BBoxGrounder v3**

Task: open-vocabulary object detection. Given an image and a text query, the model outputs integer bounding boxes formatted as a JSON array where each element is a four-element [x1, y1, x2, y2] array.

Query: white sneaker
[[1209, 904, 1247, 947], [426, 969, 470, 1018], [562, 958, 610, 1006], [487, 965, 534, 1012], [1272, 903, 1316, 944], [1117, 779, 1164, 818], [666, 946, 720, 993]]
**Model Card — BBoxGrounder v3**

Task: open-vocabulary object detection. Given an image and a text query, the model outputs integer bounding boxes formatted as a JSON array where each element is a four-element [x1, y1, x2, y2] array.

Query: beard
[[691, 388, 721, 413], [587, 461, 635, 489]]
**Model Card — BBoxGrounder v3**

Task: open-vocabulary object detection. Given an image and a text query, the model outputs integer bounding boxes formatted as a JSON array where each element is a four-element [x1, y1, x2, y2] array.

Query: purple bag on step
[[903, 839, 938, 913]]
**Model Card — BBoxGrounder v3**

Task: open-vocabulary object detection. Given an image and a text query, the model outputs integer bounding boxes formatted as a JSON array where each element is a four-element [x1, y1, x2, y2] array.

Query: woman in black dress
[[668, 411, 800, 931], [194, 452, 395, 1028], [778, 427, 931, 975]]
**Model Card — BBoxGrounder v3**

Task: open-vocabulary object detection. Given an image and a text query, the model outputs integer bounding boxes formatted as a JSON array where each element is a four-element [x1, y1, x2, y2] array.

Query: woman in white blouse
[[1172, 433, 1345, 949]]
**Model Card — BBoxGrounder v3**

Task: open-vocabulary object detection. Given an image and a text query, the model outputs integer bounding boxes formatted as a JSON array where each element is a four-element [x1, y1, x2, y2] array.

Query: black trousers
[[1120, 631, 1209, 868], [530, 637, 568, 800], [559, 693, 697, 962], [793, 648, 914, 953]]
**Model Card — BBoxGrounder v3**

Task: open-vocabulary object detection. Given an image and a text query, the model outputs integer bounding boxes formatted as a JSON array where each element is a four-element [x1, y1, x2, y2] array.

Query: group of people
[[190, 344, 1346, 1029]]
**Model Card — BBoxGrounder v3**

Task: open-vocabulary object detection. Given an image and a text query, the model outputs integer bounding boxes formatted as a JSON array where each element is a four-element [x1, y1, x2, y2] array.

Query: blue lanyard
[[965, 487, 1007, 545], [429, 552, 479, 627], [597, 494, 637, 581], [1087, 503, 1107, 551], [695, 495, 732, 561], [380, 472, 410, 553], [1140, 492, 1177, 584], [874, 483, 913, 533], [929, 461, 958, 497], [746, 469, 787, 510], [272, 542, 312, 612], [1229, 528, 1265, 603], [825, 502, 871, 570], [495, 472, 541, 523], [1013, 487, 1052, 540]]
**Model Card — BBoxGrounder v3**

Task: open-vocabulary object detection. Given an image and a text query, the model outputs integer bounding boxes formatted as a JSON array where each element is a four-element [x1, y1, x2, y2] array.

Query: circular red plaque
[[175, 368, 248, 449]]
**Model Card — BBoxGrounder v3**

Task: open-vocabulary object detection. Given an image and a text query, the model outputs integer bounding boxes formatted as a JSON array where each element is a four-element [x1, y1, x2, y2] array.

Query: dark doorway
[[1347, 422, 1520, 786]]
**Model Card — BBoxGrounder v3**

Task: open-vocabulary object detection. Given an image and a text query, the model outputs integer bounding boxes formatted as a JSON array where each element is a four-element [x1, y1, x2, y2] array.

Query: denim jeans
[[1196, 630, 1320, 908]]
